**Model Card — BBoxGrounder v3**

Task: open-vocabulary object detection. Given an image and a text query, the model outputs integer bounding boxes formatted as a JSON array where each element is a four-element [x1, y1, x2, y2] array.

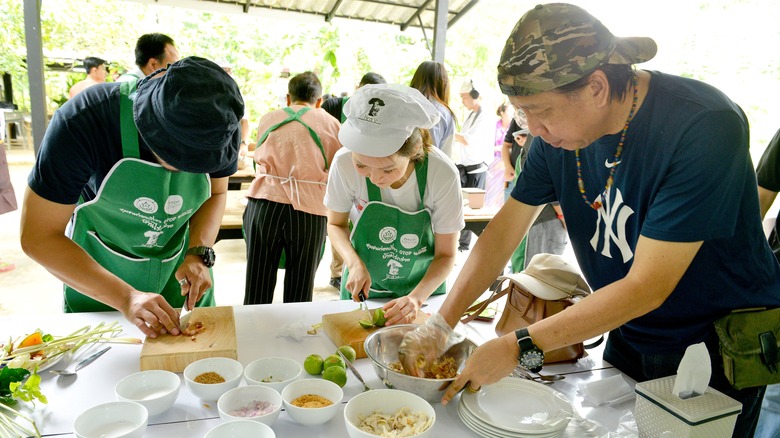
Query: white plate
[[38, 350, 72, 372], [458, 401, 560, 438], [461, 377, 572, 434]]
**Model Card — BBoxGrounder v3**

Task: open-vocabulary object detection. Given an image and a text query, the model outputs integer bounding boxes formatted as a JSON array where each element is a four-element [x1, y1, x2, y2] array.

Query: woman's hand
[[441, 335, 519, 405], [121, 290, 181, 338], [383, 295, 422, 325], [346, 260, 372, 301]]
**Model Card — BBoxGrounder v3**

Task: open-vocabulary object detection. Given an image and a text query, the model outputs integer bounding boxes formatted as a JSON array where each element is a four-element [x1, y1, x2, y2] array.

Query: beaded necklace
[[575, 76, 639, 210]]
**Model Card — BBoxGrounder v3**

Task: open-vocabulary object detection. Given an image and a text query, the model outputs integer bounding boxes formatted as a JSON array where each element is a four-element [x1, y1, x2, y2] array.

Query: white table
[[3, 296, 636, 437]]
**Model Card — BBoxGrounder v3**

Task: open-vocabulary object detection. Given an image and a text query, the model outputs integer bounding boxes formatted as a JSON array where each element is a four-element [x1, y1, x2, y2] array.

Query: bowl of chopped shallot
[[217, 385, 282, 426]]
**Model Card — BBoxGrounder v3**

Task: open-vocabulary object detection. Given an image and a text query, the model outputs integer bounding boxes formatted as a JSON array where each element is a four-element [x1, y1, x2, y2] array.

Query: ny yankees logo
[[589, 188, 634, 262]]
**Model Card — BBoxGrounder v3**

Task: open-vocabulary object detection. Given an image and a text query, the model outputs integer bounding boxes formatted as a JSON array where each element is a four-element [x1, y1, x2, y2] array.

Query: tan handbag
[[461, 271, 599, 364]]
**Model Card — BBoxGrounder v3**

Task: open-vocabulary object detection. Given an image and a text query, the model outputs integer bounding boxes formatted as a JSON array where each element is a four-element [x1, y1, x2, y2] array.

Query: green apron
[[254, 106, 328, 268], [340, 157, 446, 299], [509, 154, 528, 272], [63, 81, 215, 312]]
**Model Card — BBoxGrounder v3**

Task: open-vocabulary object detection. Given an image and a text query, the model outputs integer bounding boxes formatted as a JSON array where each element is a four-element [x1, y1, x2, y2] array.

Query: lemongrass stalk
[[0, 402, 41, 438]]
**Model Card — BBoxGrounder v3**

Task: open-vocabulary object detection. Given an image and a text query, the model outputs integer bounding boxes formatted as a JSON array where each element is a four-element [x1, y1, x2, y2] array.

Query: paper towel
[[672, 342, 711, 399]]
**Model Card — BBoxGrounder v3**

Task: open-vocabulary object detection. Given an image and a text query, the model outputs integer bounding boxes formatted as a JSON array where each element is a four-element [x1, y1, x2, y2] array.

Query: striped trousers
[[243, 198, 327, 304]]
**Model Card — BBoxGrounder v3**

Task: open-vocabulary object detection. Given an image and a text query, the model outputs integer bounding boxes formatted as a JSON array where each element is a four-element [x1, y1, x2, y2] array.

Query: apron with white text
[[340, 157, 446, 299], [63, 81, 214, 312], [254, 106, 328, 267]]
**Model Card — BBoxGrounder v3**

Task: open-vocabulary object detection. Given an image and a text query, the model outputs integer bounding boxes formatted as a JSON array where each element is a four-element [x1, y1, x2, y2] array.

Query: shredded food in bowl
[[388, 356, 458, 379], [357, 407, 433, 437]]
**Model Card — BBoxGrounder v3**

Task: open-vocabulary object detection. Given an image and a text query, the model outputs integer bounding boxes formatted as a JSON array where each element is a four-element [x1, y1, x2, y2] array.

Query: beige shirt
[[246, 105, 341, 216]]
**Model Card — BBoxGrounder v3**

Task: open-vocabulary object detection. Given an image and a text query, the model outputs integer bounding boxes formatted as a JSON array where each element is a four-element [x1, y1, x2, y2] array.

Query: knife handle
[[358, 292, 366, 302]]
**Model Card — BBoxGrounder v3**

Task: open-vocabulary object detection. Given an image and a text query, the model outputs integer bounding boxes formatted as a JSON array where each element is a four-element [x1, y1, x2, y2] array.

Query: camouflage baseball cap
[[497, 3, 657, 96]]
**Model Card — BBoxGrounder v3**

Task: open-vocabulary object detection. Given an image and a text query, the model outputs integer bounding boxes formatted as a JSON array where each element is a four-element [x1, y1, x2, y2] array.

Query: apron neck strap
[[366, 154, 429, 210], [256, 106, 329, 170], [119, 81, 141, 159], [340, 96, 349, 123]]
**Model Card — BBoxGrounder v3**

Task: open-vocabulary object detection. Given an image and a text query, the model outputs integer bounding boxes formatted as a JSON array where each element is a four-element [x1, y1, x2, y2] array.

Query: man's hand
[[121, 291, 181, 338], [441, 335, 518, 405], [176, 255, 212, 312], [345, 260, 372, 301]]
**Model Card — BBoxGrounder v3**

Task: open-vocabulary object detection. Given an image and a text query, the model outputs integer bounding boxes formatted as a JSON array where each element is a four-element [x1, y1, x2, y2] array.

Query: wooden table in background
[[217, 192, 498, 243]]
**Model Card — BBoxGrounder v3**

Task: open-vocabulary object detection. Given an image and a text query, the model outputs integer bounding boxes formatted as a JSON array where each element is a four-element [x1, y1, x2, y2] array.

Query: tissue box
[[635, 376, 742, 438]]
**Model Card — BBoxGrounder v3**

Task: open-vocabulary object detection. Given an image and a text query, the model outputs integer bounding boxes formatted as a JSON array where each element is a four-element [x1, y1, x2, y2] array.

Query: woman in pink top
[[243, 72, 342, 304]]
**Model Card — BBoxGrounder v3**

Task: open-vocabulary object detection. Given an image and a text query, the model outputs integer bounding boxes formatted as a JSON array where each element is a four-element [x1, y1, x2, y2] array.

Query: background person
[[21, 57, 243, 338], [454, 79, 494, 251], [399, 5, 780, 436], [68, 57, 108, 98], [409, 60, 456, 157], [325, 84, 463, 326], [243, 71, 341, 304], [118, 33, 180, 85], [753, 127, 780, 438]]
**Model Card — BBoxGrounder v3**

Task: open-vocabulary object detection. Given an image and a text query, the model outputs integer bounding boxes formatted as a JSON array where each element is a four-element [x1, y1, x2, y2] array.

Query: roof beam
[[446, 0, 477, 28], [401, 0, 433, 31], [325, 0, 343, 22]]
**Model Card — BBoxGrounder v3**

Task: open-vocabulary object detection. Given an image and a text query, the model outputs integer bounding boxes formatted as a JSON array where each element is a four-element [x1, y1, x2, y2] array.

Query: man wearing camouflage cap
[[398, 4, 779, 435]]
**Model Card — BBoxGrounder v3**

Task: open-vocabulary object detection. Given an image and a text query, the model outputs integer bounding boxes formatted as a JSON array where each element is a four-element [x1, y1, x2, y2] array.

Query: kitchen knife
[[179, 292, 192, 332]]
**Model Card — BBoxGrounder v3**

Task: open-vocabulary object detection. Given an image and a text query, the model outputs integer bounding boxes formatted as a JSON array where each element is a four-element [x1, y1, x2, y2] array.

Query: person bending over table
[[397, 4, 780, 437], [324, 84, 464, 326], [21, 57, 244, 338]]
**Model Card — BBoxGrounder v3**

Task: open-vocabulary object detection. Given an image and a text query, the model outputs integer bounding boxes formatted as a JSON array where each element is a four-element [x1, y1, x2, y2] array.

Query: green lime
[[323, 365, 348, 387], [358, 319, 374, 329], [337, 345, 357, 363], [373, 308, 387, 327], [303, 354, 324, 375], [323, 354, 346, 370]]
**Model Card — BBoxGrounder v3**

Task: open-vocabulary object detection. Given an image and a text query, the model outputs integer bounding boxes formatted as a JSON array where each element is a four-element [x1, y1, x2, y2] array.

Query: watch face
[[520, 351, 544, 371], [203, 248, 216, 267]]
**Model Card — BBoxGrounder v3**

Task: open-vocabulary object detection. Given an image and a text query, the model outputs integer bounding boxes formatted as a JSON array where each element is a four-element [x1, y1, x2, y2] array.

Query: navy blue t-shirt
[[29, 82, 235, 205], [513, 71, 780, 354]]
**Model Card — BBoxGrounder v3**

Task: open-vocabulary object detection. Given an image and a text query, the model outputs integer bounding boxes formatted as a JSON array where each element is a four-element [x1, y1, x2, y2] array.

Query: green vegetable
[[0, 367, 30, 405]]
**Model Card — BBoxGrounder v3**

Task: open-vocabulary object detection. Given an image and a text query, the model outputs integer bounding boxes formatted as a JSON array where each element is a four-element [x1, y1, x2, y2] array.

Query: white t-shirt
[[325, 147, 464, 234]]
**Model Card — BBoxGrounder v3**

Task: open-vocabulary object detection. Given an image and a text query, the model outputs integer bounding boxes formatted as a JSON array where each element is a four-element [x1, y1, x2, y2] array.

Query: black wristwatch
[[515, 328, 544, 372], [186, 246, 216, 268]]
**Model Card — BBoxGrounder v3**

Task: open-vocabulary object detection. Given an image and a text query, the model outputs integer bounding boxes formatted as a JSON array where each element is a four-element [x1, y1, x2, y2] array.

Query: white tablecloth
[[2, 296, 636, 437]]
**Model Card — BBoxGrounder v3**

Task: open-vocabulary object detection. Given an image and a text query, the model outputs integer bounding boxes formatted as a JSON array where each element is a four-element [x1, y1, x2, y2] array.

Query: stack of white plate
[[458, 377, 573, 438]]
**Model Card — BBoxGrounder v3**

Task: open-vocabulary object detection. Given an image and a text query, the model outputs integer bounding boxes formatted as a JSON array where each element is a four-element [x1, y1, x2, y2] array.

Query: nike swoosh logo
[[605, 159, 622, 168]]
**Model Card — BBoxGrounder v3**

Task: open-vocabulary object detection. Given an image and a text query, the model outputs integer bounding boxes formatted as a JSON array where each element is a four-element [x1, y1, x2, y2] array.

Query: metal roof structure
[[121, 0, 479, 33], [21, 0, 479, 151]]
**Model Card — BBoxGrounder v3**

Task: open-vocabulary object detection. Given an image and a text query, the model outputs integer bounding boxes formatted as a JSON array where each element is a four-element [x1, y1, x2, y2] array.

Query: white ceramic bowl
[[281, 378, 343, 426], [114, 370, 180, 417], [344, 389, 436, 438], [244, 356, 302, 392], [73, 401, 148, 438], [217, 385, 282, 426], [183, 357, 243, 401], [204, 419, 275, 438]]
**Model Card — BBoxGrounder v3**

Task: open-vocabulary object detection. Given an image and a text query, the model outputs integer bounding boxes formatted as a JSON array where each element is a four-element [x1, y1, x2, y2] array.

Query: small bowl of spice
[[183, 357, 243, 401], [281, 378, 343, 425], [217, 385, 282, 426], [244, 356, 303, 392]]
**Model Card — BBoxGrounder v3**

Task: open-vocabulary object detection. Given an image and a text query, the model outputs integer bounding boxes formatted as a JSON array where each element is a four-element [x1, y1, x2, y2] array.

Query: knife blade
[[337, 349, 371, 391], [180, 292, 192, 332], [74, 346, 111, 372], [358, 291, 372, 324]]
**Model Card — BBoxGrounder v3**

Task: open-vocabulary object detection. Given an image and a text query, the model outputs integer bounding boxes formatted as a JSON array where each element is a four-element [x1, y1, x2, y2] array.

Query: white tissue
[[276, 321, 311, 341], [580, 374, 634, 406], [672, 342, 711, 399]]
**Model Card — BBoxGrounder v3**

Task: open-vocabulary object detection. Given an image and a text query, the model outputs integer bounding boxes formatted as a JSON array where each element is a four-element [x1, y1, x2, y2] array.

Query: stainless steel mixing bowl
[[363, 324, 477, 403]]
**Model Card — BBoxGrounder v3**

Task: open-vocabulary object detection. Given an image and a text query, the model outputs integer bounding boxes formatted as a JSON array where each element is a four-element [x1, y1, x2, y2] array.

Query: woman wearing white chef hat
[[324, 84, 464, 326]]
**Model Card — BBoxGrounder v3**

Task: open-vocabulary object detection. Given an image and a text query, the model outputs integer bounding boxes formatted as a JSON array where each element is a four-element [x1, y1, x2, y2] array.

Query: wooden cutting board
[[321, 308, 429, 359], [140, 306, 237, 372]]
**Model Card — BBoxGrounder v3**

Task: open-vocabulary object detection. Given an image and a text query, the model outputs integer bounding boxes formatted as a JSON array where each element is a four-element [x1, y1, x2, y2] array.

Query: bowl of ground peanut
[[183, 357, 243, 401], [281, 378, 343, 425]]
